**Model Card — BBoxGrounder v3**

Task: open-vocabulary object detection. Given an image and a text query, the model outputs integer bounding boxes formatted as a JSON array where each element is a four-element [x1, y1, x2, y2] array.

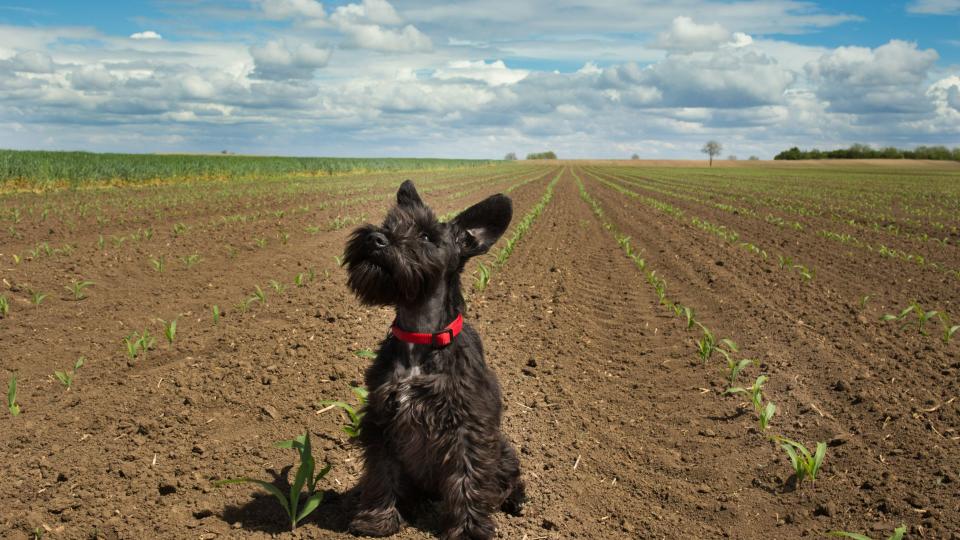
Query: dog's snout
[[367, 231, 389, 249]]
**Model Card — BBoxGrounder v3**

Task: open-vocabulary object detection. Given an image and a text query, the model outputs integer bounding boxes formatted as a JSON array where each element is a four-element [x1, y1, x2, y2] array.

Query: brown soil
[[1, 166, 957, 540]]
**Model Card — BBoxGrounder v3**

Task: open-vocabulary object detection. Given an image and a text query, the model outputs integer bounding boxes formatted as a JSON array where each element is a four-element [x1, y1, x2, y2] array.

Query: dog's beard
[[344, 227, 430, 306]]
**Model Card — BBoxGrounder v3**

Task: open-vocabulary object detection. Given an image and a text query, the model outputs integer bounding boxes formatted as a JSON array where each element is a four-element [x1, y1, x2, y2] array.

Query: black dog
[[343, 180, 525, 539]]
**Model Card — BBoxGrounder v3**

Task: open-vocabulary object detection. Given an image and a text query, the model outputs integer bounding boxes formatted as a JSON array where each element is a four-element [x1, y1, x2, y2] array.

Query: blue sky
[[1, 0, 959, 158]]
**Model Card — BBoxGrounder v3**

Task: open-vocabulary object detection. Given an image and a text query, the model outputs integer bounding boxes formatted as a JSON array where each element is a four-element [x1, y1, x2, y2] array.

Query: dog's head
[[344, 180, 512, 307]]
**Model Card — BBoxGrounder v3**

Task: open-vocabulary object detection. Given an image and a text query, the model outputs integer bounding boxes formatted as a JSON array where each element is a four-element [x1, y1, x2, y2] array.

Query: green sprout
[[54, 357, 85, 390], [778, 437, 826, 487], [161, 318, 177, 344], [8, 375, 20, 416], [727, 358, 753, 385], [859, 295, 871, 309], [29, 290, 48, 309], [172, 222, 187, 237], [758, 401, 776, 431], [216, 431, 331, 531], [320, 386, 369, 438], [474, 262, 491, 291], [150, 256, 165, 273], [828, 524, 906, 540], [254, 237, 267, 248], [683, 306, 696, 330], [212, 305, 221, 325], [64, 280, 94, 300], [882, 301, 939, 335], [726, 374, 768, 412], [0, 295, 9, 317], [123, 330, 156, 360], [181, 254, 202, 269], [277, 231, 290, 245], [270, 280, 286, 295], [777, 255, 793, 270], [253, 285, 267, 304], [12, 254, 21, 264], [294, 273, 307, 287], [334, 255, 344, 267], [353, 348, 377, 360], [696, 324, 716, 363], [938, 313, 959, 344], [97, 234, 105, 250]]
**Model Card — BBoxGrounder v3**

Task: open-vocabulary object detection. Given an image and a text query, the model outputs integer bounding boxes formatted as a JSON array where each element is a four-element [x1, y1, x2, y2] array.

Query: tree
[[526, 151, 557, 160], [702, 141, 722, 166], [631, 153, 640, 160], [748, 155, 760, 161], [504, 152, 517, 161], [727, 155, 737, 161]]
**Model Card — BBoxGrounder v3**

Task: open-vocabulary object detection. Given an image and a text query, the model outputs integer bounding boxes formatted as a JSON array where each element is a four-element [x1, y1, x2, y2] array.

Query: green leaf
[[351, 386, 369, 402], [720, 339, 738, 352], [296, 492, 324, 524], [781, 443, 800, 473], [214, 478, 291, 515], [353, 349, 377, 359], [888, 525, 907, 540], [881, 314, 899, 321], [812, 442, 827, 478], [314, 462, 332, 485]]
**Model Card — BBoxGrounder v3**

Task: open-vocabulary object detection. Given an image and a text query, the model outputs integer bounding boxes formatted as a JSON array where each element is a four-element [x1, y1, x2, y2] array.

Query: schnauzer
[[343, 180, 525, 539]]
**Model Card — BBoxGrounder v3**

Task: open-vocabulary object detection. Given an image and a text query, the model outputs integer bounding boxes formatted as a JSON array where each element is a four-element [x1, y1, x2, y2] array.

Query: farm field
[[1, 160, 959, 539]]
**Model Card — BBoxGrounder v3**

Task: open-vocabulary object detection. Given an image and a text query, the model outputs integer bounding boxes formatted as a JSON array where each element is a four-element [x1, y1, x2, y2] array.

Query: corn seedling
[[150, 256, 165, 273], [683, 306, 696, 330], [726, 374, 768, 412], [882, 301, 938, 335], [320, 386, 369, 438], [54, 357, 85, 390], [97, 234, 104, 250], [758, 401, 775, 431], [859, 295, 871, 309], [212, 305, 221, 325], [294, 273, 307, 287], [181, 254, 202, 269], [270, 280, 286, 294], [727, 358, 753, 385], [474, 262, 491, 291], [123, 330, 156, 360], [828, 524, 906, 540], [939, 313, 959, 344], [778, 437, 826, 487], [353, 348, 377, 360], [0, 295, 8, 317], [172, 222, 187, 237], [161, 319, 177, 344], [29, 290, 48, 309], [216, 431, 331, 531], [277, 231, 290, 245], [8, 375, 20, 416], [334, 255, 344, 267], [793, 264, 815, 282], [254, 237, 267, 248], [253, 285, 267, 304], [12, 253, 21, 264], [696, 324, 716, 363], [64, 280, 94, 300], [777, 255, 793, 270]]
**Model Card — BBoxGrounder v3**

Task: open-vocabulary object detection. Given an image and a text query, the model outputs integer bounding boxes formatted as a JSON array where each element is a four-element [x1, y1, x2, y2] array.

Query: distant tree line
[[526, 151, 557, 160], [774, 144, 960, 161]]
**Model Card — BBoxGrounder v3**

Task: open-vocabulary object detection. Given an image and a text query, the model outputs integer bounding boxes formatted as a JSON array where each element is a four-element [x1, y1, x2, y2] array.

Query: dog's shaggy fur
[[343, 181, 525, 539]]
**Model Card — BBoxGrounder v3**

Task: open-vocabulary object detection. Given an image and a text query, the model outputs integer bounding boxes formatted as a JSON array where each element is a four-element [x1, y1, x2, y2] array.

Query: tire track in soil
[[472, 170, 741, 539]]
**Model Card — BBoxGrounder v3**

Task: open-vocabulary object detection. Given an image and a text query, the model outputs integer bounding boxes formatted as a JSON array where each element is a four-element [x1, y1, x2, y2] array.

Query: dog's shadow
[[220, 466, 443, 535]]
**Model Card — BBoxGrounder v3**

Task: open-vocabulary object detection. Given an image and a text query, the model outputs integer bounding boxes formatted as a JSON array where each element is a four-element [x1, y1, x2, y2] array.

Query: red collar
[[391, 313, 463, 347]]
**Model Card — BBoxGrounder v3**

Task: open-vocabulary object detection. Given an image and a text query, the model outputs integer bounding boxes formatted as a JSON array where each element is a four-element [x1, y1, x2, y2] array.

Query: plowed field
[[2, 162, 958, 539]]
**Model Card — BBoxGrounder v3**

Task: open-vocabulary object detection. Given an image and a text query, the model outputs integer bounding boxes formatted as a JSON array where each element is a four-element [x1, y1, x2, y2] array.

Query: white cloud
[[257, 0, 326, 20], [653, 16, 730, 52], [341, 23, 432, 52], [906, 0, 960, 14], [2, 50, 55, 73], [129, 31, 162, 40], [250, 40, 332, 79], [806, 40, 939, 114], [333, 0, 402, 25], [433, 60, 528, 86]]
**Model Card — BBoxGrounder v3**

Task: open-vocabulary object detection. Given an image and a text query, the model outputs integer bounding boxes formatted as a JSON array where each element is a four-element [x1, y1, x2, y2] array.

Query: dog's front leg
[[349, 439, 405, 537], [437, 430, 499, 540]]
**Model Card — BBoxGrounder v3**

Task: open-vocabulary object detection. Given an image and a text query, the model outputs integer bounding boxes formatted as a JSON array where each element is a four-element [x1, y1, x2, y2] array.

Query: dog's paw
[[349, 508, 403, 537], [500, 482, 526, 516]]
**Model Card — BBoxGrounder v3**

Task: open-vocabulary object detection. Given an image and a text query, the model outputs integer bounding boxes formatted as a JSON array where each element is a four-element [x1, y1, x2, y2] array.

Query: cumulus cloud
[[906, 0, 960, 14], [250, 40, 332, 80], [69, 65, 116, 91], [806, 40, 939, 114], [331, 0, 432, 52], [129, 31, 162, 40], [1, 50, 55, 73], [949, 86, 960, 111], [432, 60, 528, 86], [653, 16, 731, 52]]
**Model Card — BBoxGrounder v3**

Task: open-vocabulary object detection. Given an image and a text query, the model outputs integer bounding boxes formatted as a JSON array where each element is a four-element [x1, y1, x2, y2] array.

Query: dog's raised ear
[[450, 194, 512, 259], [397, 180, 423, 208]]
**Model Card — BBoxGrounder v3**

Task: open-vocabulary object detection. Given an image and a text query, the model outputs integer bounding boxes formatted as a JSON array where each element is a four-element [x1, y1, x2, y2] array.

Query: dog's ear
[[397, 180, 423, 208], [450, 194, 512, 258]]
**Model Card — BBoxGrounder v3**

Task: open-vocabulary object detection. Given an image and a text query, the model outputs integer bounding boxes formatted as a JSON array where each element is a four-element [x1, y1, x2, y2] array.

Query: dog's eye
[[419, 232, 431, 243]]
